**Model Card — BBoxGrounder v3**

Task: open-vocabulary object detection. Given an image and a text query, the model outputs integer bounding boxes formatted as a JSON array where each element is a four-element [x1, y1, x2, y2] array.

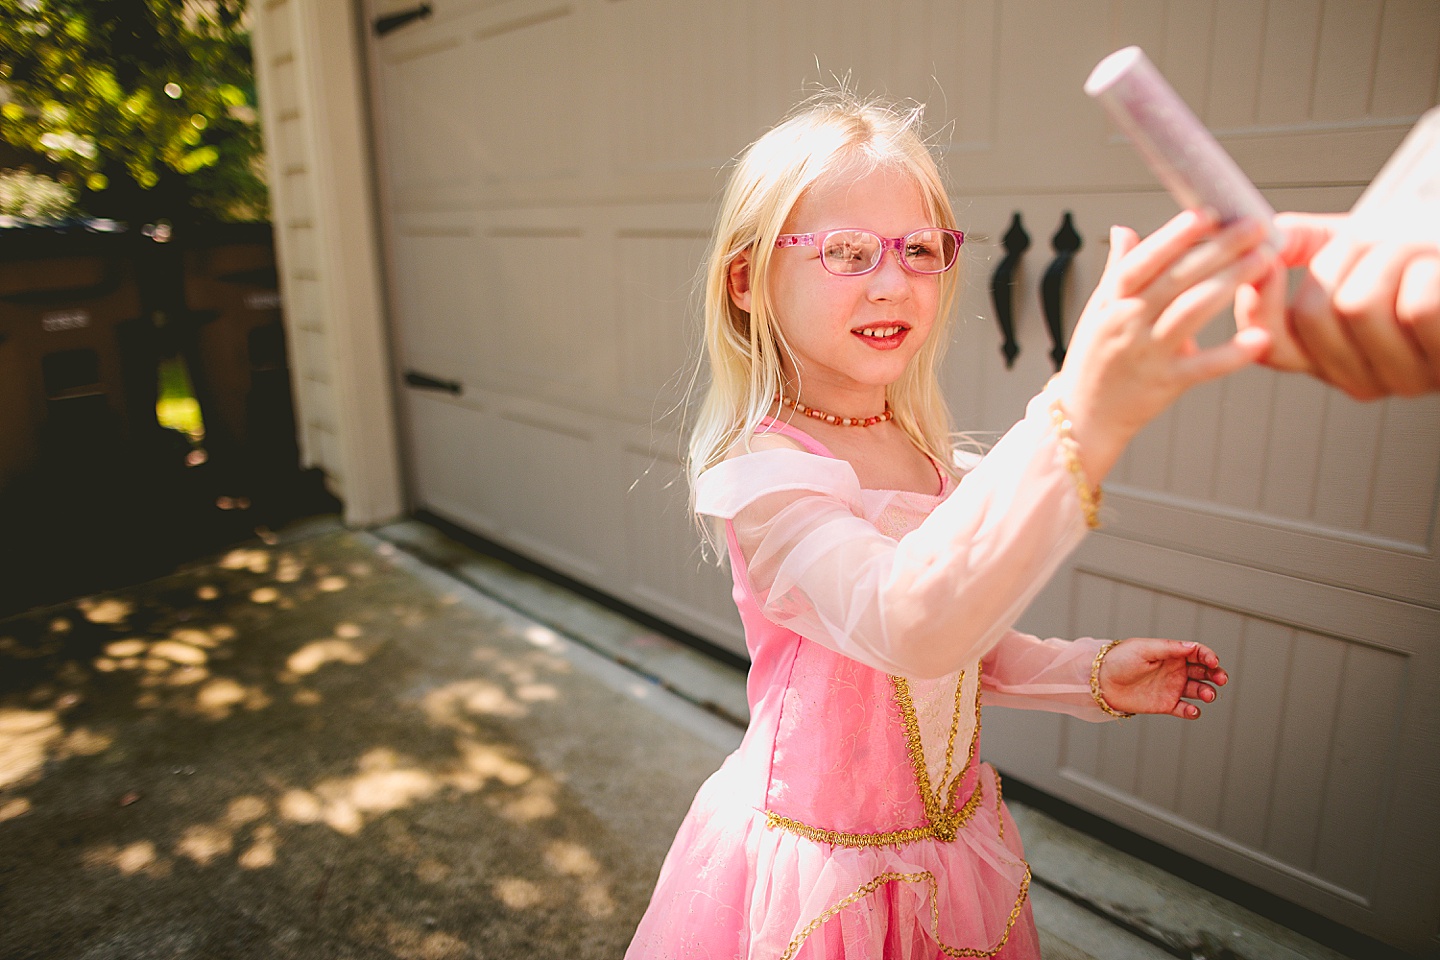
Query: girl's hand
[[1098, 638, 1227, 719], [1052, 210, 1274, 482]]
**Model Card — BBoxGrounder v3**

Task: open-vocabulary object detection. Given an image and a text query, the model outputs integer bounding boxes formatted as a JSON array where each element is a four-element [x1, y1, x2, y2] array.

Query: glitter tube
[[1085, 46, 1280, 248]]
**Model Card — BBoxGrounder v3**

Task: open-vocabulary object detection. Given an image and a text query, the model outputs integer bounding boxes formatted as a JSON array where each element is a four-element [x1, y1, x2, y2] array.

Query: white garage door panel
[[1000, 0, 1436, 194], [486, 405, 605, 580], [621, 442, 744, 651], [405, 393, 502, 535], [467, 7, 581, 184], [391, 222, 482, 385], [482, 228, 599, 397], [1061, 572, 1407, 901], [376, 38, 473, 207], [615, 230, 710, 415], [603, 0, 754, 181]]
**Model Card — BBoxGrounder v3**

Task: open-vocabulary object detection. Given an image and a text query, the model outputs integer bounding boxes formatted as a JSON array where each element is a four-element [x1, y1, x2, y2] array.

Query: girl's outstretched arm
[[700, 395, 1100, 680], [979, 632, 1225, 721]]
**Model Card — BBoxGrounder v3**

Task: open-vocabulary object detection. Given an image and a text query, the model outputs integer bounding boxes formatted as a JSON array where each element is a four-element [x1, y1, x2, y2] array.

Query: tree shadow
[[0, 529, 673, 959]]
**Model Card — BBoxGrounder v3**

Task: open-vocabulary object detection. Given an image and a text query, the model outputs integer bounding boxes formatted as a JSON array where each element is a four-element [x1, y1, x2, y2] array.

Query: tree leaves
[[0, 0, 266, 223]]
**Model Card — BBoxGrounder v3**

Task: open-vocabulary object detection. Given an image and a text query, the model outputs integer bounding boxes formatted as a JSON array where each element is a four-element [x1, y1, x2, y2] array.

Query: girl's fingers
[[1146, 221, 1270, 330], [1185, 680, 1217, 703], [1174, 326, 1270, 385], [1109, 209, 1218, 298], [1110, 224, 1141, 261], [1173, 701, 1201, 720], [1093, 224, 1140, 299], [1152, 248, 1271, 344]]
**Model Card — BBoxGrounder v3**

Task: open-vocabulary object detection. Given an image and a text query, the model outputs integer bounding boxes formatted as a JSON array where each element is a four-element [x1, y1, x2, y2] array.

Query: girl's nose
[[867, 248, 912, 300]]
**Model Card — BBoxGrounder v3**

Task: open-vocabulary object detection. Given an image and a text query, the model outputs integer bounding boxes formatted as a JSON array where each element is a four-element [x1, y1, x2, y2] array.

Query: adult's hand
[[1237, 212, 1440, 399]]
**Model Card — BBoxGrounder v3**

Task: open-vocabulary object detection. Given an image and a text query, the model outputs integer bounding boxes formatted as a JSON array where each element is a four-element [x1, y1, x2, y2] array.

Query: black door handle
[[1041, 212, 1083, 371], [374, 4, 432, 37], [988, 212, 1030, 369], [404, 370, 461, 395]]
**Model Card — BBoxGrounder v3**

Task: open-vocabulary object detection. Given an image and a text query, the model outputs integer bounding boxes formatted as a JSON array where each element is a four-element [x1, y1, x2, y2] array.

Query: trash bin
[[182, 222, 299, 478], [0, 225, 148, 490]]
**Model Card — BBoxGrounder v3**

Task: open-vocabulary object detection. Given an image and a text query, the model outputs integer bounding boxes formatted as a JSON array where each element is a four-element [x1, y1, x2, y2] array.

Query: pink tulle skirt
[[627, 761, 1040, 960]]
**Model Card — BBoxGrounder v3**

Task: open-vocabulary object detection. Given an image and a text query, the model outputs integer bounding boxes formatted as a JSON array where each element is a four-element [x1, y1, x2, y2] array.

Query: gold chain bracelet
[[1047, 397, 1102, 530], [1090, 639, 1135, 719]]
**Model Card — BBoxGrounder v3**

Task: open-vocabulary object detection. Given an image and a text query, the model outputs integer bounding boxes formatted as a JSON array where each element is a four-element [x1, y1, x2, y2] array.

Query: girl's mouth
[[852, 324, 910, 349]]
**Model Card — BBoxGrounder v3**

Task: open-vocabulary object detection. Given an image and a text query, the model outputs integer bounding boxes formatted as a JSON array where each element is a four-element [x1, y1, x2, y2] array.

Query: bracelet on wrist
[[1048, 397, 1103, 530], [1090, 639, 1135, 719]]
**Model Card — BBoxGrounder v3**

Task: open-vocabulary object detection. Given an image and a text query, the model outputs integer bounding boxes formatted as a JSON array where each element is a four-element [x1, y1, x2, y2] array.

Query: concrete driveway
[[0, 522, 732, 959]]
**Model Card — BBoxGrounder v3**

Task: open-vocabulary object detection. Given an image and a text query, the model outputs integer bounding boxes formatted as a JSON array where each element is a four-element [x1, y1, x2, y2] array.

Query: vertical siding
[[252, 0, 342, 489]]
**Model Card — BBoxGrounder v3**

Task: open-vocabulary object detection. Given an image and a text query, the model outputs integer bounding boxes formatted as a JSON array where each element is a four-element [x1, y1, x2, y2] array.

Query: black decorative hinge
[[989, 212, 1030, 369], [1041, 212, 1083, 371], [404, 370, 462, 395], [374, 4, 433, 37]]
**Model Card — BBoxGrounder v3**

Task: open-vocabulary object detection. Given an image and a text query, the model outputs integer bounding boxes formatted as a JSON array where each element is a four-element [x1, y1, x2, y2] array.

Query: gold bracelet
[[1090, 639, 1135, 719], [1048, 397, 1102, 530]]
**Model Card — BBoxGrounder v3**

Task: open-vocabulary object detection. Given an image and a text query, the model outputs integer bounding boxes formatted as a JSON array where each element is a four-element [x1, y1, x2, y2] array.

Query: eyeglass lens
[[820, 229, 959, 275]]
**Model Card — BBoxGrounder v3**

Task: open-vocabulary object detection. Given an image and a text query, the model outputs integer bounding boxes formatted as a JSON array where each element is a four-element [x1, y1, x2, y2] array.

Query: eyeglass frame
[[774, 227, 966, 276]]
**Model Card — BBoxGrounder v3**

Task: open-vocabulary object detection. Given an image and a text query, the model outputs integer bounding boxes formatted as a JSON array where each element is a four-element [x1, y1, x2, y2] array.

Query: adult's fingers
[[1186, 661, 1228, 685], [1397, 252, 1440, 389], [1274, 212, 1346, 268], [1292, 267, 1386, 400], [1334, 243, 1437, 396], [1236, 262, 1313, 372]]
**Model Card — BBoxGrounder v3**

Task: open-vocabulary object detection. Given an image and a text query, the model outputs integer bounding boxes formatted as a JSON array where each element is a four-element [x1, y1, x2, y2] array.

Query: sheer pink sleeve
[[981, 632, 1112, 721], [693, 394, 1089, 680]]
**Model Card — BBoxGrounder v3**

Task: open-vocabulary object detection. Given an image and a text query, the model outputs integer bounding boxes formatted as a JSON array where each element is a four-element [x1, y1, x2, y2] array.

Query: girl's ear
[[727, 250, 753, 313]]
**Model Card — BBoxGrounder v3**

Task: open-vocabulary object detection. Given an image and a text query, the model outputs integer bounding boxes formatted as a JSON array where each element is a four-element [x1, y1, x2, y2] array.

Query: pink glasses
[[775, 227, 965, 276]]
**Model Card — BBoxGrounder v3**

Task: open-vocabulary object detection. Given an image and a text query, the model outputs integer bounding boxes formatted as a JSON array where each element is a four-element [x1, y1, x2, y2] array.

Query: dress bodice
[[727, 481, 988, 845]]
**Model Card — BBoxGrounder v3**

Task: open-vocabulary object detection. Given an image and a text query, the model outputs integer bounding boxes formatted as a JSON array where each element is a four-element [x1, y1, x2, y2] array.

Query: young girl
[[628, 93, 1272, 960]]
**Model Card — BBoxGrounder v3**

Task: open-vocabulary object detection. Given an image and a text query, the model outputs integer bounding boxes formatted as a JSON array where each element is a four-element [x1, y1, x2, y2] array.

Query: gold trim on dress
[[891, 663, 984, 842], [764, 663, 988, 848], [993, 767, 1005, 844], [765, 782, 985, 849], [778, 860, 1033, 960]]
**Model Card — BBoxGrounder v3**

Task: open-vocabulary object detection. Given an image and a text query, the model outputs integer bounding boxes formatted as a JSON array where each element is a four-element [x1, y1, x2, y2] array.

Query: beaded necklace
[[776, 392, 893, 427]]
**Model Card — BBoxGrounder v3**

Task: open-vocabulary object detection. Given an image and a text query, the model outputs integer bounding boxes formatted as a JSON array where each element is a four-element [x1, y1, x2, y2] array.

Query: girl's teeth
[[859, 326, 901, 338]]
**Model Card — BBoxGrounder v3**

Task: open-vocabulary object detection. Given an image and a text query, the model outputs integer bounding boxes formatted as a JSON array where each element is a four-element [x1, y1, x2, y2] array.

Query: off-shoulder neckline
[[753, 416, 950, 498]]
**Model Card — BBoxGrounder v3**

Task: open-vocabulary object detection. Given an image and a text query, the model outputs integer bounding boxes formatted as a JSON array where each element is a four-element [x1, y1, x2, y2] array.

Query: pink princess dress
[[626, 395, 1122, 959]]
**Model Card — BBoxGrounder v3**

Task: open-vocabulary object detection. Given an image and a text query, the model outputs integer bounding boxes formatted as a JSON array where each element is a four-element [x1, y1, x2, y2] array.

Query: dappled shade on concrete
[[0, 527, 727, 959]]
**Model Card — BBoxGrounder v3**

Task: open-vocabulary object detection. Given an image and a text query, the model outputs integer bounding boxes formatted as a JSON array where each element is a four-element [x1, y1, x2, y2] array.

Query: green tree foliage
[[0, 0, 267, 223]]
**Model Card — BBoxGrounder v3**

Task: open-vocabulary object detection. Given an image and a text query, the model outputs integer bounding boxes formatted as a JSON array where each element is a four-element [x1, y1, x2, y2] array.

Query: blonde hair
[[688, 91, 962, 500]]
